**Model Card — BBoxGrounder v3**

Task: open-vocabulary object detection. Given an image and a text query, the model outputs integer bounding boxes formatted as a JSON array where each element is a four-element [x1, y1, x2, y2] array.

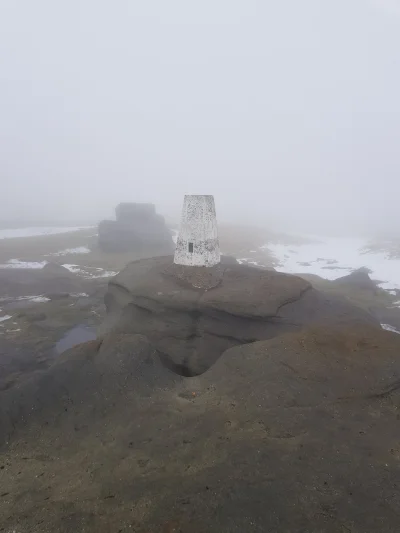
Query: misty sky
[[1, 1, 400, 236]]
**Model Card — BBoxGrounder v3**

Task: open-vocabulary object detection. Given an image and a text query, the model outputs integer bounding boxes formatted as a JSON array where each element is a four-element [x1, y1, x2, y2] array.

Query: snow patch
[[0, 258, 115, 279], [381, 323, 400, 335], [62, 264, 117, 279], [0, 259, 48, 269], [62, 264, 81, 273], [48, 246, 91, 256], [237, 258, 265, 267], [0, 226, 94, 240], [16, 295, 50, 303], [0, 315, 12, 323], [264, 236, 400, 291]]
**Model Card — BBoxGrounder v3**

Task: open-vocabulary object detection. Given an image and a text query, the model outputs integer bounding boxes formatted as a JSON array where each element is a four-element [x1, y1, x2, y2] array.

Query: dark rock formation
[[98, 202, 174, 254], [101, 256, 379, 375], [333, 267, 378, 290], [1, 325, 400, 532]]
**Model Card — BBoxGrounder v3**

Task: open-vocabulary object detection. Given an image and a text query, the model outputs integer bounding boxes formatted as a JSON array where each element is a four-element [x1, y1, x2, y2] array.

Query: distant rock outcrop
[[98, 203, 174, 254], [333, 267, 378, 290], [101, 256, 379, 375]]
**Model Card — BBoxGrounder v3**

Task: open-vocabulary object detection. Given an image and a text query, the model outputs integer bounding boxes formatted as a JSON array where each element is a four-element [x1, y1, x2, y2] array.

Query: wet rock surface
[[0, 270, 107, 390], [55, 325, 97, 354]]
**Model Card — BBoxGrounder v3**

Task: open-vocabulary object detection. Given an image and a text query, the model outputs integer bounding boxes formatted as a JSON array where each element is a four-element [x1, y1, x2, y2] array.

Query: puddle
[[55, 325, 96, 354]]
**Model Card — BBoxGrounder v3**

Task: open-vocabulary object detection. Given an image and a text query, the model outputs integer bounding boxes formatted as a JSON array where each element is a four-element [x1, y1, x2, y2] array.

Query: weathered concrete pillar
[[174, 195, 220, 267]]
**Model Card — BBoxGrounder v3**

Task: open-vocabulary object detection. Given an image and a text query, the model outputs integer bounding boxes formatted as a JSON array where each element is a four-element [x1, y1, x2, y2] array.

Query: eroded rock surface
[[102, 256, 378, 375], [1, 325, 400, 532]]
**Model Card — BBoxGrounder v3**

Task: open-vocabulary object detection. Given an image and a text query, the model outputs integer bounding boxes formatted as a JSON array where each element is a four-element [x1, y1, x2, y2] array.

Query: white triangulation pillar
[[174, 195, 220, 267]]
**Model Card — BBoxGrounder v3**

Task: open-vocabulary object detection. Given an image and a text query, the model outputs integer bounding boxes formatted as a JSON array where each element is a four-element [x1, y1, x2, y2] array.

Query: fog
[[1, 1, 399, 237]]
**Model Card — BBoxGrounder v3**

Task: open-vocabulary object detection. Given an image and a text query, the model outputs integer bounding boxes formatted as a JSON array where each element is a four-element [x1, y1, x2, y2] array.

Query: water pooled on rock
[[55, 325, 96, 354]]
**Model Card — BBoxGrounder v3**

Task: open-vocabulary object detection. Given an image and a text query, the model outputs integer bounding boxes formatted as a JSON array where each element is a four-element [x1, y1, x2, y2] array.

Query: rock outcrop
[[1, 325, 400, 532], [0, 262, 84, 298], [98, 203, 174, 254], [2, 255, 397, 532], [101, 256, 379, 375], [333, 267, 378, 290]]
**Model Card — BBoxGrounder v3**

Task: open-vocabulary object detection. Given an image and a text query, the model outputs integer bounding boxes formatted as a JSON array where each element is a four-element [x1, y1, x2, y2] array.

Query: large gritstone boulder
[[101, 255, 379, 375], [1, 324, 400, 532], [98, 203, 174, 254]]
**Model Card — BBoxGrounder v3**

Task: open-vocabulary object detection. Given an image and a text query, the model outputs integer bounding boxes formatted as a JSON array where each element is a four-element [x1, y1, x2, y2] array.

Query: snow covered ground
[[264, 236, 400, 291], [0, 226, 93, 240]]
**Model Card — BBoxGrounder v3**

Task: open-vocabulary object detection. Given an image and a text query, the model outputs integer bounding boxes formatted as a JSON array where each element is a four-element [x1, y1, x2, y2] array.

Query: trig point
[[174, 195, 220, 267]]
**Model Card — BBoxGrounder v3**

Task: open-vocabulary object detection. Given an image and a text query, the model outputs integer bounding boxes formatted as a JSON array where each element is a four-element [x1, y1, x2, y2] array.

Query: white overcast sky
[[0, 0, 399, 236]]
